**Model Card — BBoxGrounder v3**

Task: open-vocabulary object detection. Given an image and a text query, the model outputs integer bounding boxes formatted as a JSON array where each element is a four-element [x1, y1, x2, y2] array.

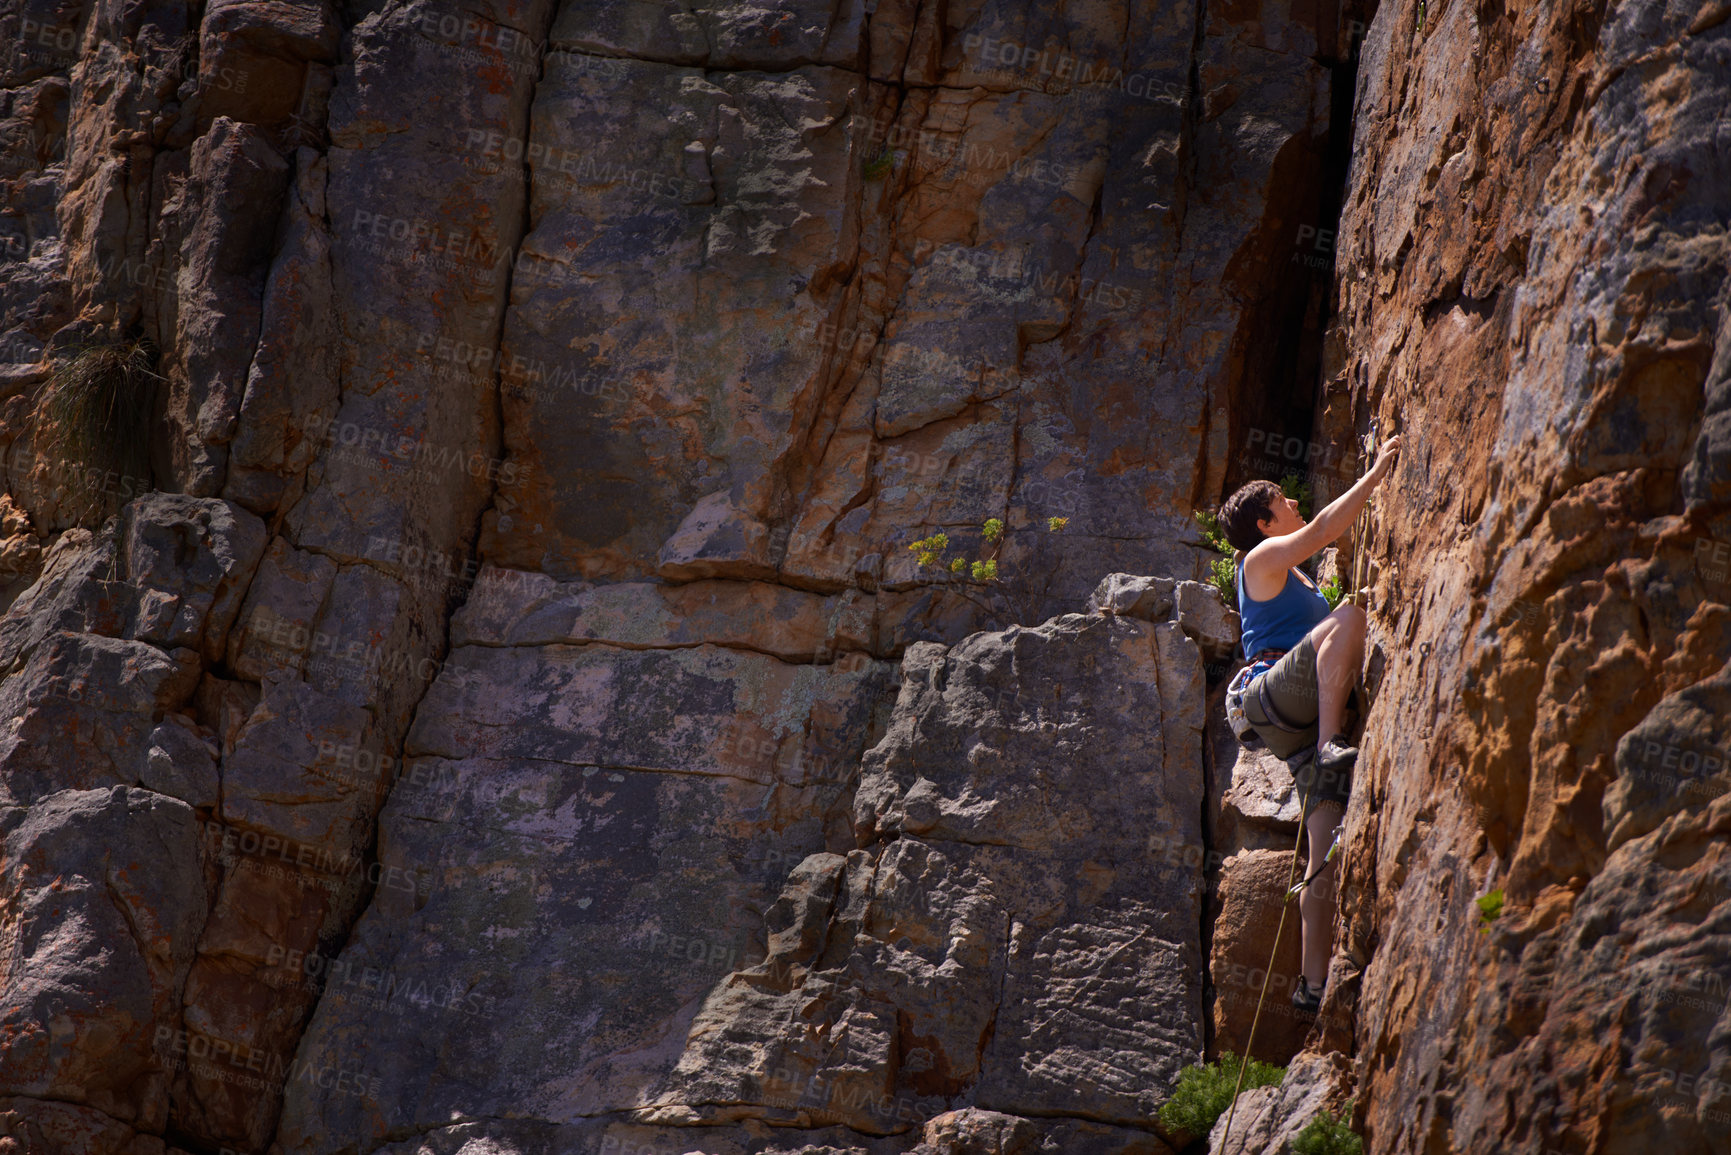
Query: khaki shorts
[[1247, 632, 1355, 810]]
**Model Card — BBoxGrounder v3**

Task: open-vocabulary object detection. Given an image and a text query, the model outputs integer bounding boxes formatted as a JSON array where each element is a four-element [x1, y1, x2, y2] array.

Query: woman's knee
[[1328, 602, 1366, 640]]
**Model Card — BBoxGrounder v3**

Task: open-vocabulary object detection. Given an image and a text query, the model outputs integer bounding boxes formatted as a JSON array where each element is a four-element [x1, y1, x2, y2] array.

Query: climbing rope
[[1287, 820, 1344, 901], [1216, 773, 1317, 1153]]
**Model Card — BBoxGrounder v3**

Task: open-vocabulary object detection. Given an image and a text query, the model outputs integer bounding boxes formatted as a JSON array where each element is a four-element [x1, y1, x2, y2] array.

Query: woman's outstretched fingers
[[1372, 434, 1402, 481]]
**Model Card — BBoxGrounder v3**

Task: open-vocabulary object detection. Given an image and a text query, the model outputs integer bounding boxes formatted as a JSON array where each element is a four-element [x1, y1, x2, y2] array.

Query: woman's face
[[1257, 494, 1306, 538]]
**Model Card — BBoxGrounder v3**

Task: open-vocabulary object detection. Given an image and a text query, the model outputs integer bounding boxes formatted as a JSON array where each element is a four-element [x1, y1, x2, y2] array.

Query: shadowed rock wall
[[0, 0, 1359, 1153]]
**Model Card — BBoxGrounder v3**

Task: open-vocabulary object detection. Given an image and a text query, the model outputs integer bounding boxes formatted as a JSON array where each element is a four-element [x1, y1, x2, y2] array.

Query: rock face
[[268, 603, 1218, 1153], [2, 0, 1351, 1148], [2, 0, 1724, 1153], [1301, 0, 1731, 1151]]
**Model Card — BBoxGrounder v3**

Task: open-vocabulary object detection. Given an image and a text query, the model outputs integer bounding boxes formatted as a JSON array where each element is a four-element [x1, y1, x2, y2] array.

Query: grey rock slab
[[660, 612, 1208, 1134], [0, 632, 201, 806], [1086, 572, 1177, 620], [481, 57, 860, 581], [911, 1107, 1174, 1154], [0, 787, 207, 1130], [1222, 745, 1303, 840], [225, 148, 340, 514], [272, 756, 856, 1153], [653, 840, 1001, 1134], [0, 1096, 172, 1155], [119, 493, 268, 661], [854, 613, 1205, 852], [658, 490, 779, 583], [142, 712, 221, 810], [1173, 580, 1239, 663], [405, 641, 895, 787], [365, 1118, 911, 1155], [452, 568, 844, 662], [221, 676, 378, 853], [1206, 1051, 1353, 1155], [287, 0, 554, 565], [147, 119, 291, 496], [225, 534, 338, 681], [550, 0, 868, 70], [301, 561, 440, 742], [0, 529, 130, 674], [0, 495, 265, 674]]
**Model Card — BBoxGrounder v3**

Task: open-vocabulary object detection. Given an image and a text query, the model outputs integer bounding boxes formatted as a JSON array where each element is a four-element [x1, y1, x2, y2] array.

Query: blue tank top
[[1237, 562, 1331, 659]]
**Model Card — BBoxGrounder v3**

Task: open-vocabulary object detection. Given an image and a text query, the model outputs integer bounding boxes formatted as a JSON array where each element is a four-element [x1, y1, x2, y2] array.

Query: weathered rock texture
[[1293, 0, 1731, 1151], [3, 0, 1724, 1152], [0, 0, 1356, 1149]]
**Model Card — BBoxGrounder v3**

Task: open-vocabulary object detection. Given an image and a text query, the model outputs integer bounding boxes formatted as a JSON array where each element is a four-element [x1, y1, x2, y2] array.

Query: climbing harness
[[1225, 648, 1291, 748], [1224, 665, 1260, 745]]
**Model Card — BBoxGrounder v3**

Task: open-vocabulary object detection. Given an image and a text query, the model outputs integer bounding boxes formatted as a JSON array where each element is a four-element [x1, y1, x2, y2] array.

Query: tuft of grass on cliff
[[33, 340, 159, 528], [1157, 1051, 1285, 1141]]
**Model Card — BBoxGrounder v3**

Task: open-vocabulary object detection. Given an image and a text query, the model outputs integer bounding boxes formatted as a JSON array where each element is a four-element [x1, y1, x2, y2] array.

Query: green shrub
[[1156, 1052, 1285, 1140], [1209, 555, 1238, 612], [1280, 472, 1314, 518], [33, 340, 158, 527], [1320, 576, 1342, 609], [1292, 1102, 1362, 1155], [1194, 509, 1231, 555], [1195, 509, 1238, 611], [862, 148, 894, 180], [905, 515, 1062, 587], [1476, 888, 1504, 933]]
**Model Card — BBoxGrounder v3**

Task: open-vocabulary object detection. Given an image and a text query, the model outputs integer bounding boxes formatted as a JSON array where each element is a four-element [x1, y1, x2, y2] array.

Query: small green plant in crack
[[862, 147, 895, 180], [906, 514, 1067, 626], [1292, 1100, 1364, 1155], [1209, 555, 1238, 612], [1195, 508, 1231, 555], [1195, 509, 1238, 611], [32, 340, 160, 528], [1321, 575, 1343, 609], [1476, 887, 1504, 933], [1157, 1052, 1286, 1141]]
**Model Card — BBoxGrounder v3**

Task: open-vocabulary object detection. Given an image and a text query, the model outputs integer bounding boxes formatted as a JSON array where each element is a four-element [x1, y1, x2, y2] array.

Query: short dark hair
[[1218, 480, 1284, 552]]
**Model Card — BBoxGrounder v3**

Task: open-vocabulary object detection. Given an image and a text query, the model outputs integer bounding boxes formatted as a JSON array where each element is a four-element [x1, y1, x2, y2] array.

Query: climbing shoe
[[1316, 734, 1358, 772], [1291, 975, 1325, 1014]]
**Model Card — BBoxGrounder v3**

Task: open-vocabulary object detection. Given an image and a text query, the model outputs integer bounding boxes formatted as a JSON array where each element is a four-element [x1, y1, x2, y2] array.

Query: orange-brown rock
[[1208, 848, 1315, 1066], [1294, 0, 1731, 1151]]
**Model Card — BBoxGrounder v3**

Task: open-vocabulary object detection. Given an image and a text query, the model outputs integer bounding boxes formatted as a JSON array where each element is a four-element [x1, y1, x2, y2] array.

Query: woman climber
[[1215, 433, 1401, 1014]]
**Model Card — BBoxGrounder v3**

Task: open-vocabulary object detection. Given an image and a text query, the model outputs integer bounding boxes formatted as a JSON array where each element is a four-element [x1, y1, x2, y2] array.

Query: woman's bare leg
[[1313, 603, 1366, 745], [1299, 801, 1343, 987]]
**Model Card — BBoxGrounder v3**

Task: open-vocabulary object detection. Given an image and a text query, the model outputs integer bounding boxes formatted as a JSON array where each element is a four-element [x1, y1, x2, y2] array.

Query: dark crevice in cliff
[[1215, 44, 1365, 507]]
